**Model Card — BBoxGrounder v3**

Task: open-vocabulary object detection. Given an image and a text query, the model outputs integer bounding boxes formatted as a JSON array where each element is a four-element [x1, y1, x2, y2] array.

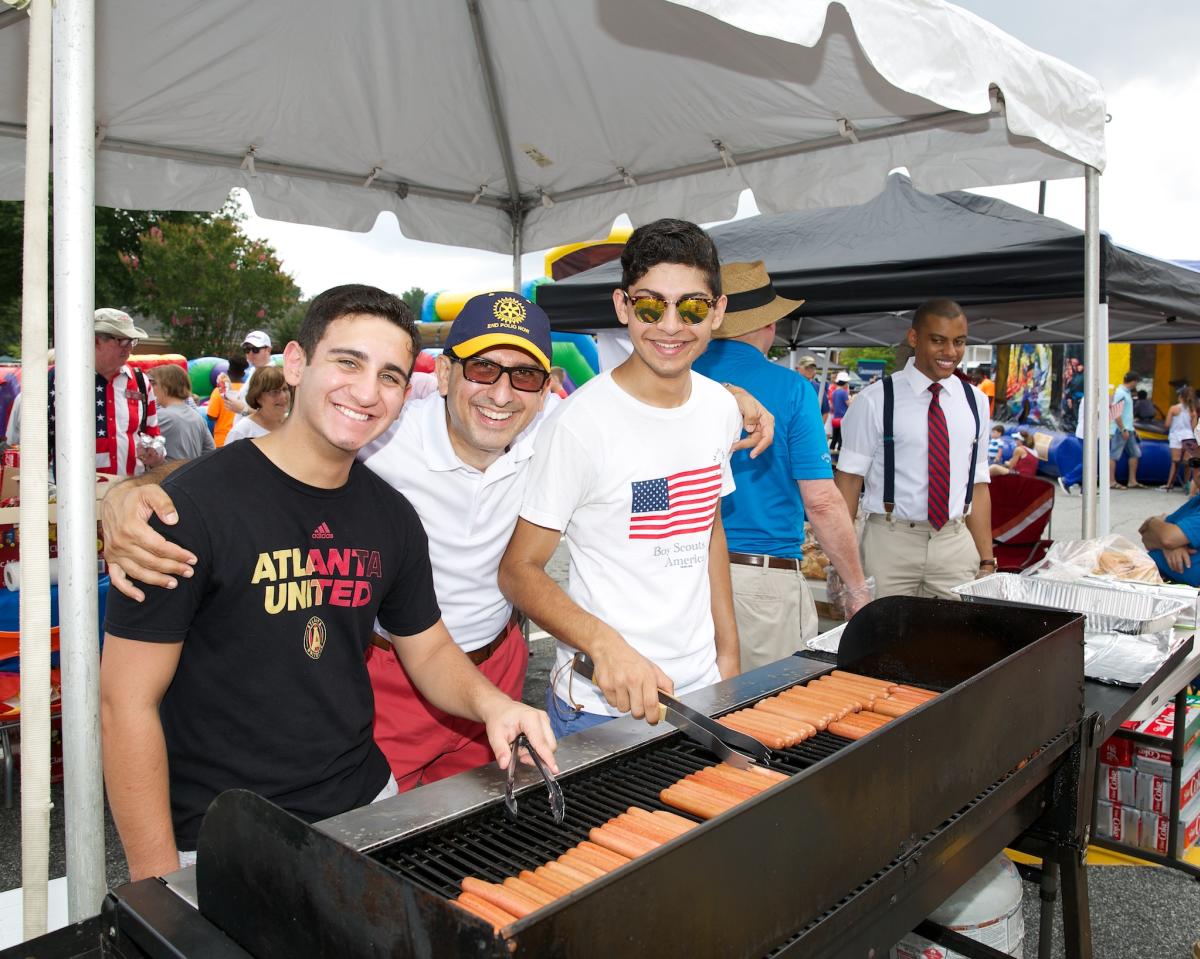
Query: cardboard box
[[1099, 736, 1134, 767], [1134, 750, 1200, 815], [1095, 800, 1140, 843], [1130, 695, 1200, 778], [1098, 763, 1136, 805], [1139, 792, 1200, 856]]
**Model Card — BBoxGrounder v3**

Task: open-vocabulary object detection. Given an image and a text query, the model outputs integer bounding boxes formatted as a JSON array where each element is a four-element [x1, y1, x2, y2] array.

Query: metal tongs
[[504, 733, 565, 824], [571, 653, 770, 769]]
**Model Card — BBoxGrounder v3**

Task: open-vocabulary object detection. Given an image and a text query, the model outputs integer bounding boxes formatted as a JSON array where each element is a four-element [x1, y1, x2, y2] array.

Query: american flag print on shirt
[[629, 464, 722, 540]]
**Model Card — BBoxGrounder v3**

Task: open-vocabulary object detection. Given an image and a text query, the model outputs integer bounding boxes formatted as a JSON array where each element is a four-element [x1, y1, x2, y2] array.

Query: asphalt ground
[[5, 490, 1200, 954]]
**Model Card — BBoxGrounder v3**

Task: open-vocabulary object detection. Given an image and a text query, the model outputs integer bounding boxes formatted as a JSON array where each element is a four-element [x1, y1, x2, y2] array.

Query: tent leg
[[53, 0, 106, 920], [1081, 167, 1101, 539], [512, 207, 523, 293], [19, 0, 55, 940]]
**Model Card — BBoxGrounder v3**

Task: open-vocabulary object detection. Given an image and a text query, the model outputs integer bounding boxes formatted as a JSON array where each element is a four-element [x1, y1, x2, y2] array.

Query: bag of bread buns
[[1023, 534, 1163, 585]]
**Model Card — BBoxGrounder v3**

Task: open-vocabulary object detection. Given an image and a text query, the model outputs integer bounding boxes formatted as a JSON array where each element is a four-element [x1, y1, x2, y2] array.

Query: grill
[[86, 596, 1093, 959]]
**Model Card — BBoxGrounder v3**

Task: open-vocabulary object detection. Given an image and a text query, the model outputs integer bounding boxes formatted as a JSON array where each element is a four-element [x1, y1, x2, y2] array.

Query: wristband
[[979, 558, 997, 568]]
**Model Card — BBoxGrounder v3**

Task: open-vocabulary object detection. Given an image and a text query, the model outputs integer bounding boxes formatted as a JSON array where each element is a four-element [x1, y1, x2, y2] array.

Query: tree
[[840, 346, 899, 375], [129, 216, 300, 358], [269, 298, 310, 349], [0, 199, 209, 356], [400, 286, 427, 317]]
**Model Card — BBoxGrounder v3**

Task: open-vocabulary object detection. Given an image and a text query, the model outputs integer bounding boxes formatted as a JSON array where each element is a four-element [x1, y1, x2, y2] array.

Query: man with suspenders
[[833, 299, 995, 599]]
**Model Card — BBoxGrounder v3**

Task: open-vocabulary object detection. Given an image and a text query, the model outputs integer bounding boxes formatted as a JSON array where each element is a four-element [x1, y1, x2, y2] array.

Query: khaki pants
[[860, 514, 980, 600], [729, 562, 819, 671]]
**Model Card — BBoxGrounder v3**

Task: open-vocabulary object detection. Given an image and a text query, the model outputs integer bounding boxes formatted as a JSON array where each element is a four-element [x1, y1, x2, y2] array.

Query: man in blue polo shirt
[[694, 262, 870, 670], [1140, 494, 1200, 586]]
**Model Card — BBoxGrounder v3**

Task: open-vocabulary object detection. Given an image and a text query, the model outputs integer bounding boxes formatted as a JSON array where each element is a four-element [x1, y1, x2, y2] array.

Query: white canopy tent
[[2, 0, 1108, 925]]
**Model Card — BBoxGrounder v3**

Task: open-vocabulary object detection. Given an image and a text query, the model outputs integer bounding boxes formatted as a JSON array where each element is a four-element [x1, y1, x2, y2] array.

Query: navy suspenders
[[882, 374, 981, 518]]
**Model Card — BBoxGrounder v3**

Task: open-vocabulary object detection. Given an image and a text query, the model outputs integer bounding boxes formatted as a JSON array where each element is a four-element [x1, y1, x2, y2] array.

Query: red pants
[[367, 619, 529, 792]]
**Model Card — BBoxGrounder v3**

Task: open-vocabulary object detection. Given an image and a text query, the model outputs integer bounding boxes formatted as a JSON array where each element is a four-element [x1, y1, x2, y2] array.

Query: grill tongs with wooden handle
[[571, 652, 770, 769]]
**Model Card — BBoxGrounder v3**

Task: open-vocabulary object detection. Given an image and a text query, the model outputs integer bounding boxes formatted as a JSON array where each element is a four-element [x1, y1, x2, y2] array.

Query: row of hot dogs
[[450, 765, 786, 931], [450, 671, 938, 931], [717, 670, 938, 747]]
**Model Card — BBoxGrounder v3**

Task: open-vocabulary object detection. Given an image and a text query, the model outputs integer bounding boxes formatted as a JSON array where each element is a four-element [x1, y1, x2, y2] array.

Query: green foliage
[[840, 346, 898, 375], [0, 199, 209, 356], [269, 298, 309, 349], [400, 286, 427, 316], [129, 216, 300, 358]]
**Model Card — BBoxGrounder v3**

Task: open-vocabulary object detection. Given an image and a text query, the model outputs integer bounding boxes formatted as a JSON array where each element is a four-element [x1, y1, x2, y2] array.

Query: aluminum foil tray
[[952, 572, 1190, 634]]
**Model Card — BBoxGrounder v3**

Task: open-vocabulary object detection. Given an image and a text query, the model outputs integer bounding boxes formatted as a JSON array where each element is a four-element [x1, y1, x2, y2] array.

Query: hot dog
[[687, 770, 760, 800], [649, 809, 701, 834], [694, 765, 768, 795], [718, 716, 788, 750], [558, 851, 607, 879], [724, 709, 808, 745], [537, 862, 588, 890], [791, 688, 862, 715], [613, 812, 677, 844], [817, 676, 880, 703], [574, 841, 631, 871], [713, 763, 786, 790], [754, 697, 832, 729], [518, 868, 571, 899], [831, 670, 898, 692], [454, 891, 518, 931], [547, 858, 599, 885], [587, 824, 659, 859], [802, 683, 865, 711], [779, 686, 854, 715], [661, 782, 736, 820], [893, 684, 938, 701], [828, 720, 869, 740], [868, 699, 913, 718], [503, 875, 557, 906], [461, 877, 541, 919]]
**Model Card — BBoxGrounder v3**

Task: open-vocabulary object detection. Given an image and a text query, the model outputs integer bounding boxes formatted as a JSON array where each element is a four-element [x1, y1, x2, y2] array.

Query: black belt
[[370, 613, 519, 665], [728, 551, 801, 572]]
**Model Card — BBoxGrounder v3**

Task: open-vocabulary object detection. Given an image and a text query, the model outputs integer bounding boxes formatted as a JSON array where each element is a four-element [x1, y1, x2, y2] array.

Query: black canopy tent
[[537, 174, 1200, 346]]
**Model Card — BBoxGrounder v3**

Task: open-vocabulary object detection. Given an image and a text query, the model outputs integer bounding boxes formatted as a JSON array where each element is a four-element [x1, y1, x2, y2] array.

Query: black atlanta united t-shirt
[[105, 440, 441, 849]]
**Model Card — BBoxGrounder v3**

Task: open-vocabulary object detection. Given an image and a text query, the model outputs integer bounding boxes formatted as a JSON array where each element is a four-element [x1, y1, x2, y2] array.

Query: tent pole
[[511, 207, 523, 293], [52, 0, 106, 919], [18, 0, 54, 938], [1081, 167, 1101, 538]]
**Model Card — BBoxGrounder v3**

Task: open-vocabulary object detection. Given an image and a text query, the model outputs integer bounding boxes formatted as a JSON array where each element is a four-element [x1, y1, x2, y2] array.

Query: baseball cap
[[94, 308, 147, 340], [797, 355, 818, 369], [835, 371, 850, 383], [242, 330, 272, 350], [444, 292, 552, 372]]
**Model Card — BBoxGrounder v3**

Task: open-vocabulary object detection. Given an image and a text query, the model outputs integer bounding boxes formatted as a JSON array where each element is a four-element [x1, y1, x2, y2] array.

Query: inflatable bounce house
[[993, 340, 1200, 486]]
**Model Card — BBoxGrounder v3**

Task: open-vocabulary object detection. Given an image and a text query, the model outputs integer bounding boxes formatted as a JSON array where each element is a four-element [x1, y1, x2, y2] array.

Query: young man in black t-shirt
[[100, 285, 557, 881]]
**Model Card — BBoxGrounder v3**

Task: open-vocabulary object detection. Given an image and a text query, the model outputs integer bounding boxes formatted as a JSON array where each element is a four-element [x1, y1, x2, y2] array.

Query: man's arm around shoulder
[[102, 460, 195, 601], [100, 634, 184, 880]]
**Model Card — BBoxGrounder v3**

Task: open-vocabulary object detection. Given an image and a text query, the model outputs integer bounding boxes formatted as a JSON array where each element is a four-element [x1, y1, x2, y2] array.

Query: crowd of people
[[15, 214, 1195, 884]]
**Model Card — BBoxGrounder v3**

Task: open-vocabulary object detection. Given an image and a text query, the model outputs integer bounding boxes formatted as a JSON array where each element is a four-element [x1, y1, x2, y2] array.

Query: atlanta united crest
[[303, 616, 327, 660]]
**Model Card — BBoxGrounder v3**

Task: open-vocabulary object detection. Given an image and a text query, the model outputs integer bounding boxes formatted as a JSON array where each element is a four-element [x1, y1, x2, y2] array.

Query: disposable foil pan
[[952, 572, 1191, 634]]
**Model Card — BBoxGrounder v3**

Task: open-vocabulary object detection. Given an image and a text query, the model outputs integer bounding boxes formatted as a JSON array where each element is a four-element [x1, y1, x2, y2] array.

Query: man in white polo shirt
[[834, 299, 994, 598]]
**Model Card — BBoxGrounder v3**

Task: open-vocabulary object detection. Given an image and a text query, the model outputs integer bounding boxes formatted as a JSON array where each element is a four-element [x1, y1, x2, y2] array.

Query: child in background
[[988, 424, 1005, 465], [207, 356, 248, 447]]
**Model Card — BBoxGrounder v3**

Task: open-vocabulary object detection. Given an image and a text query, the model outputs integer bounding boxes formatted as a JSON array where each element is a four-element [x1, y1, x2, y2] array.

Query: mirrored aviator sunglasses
[[622, 291, 713, 326]]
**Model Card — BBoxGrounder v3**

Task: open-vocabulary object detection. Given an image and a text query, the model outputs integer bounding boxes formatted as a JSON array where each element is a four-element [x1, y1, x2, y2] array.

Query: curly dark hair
[[620, 219, 721, 296], [296, 284, 420, 373]]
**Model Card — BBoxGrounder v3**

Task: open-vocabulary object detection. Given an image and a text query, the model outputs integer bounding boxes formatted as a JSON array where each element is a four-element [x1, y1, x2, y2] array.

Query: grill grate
[[374, 729, 854, 898]]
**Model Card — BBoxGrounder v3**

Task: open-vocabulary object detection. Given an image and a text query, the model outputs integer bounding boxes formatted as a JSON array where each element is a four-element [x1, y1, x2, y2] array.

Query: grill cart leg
[[1037, 859, 1059, 959], [1057, 846, 1093, 959]]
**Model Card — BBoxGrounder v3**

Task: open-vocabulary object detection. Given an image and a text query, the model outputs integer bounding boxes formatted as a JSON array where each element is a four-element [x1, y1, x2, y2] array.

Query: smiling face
[[613, 262, 725, 389], [435, 346, 548, 471], [907, 312, 968, 382], [282, 313, 414, 457]]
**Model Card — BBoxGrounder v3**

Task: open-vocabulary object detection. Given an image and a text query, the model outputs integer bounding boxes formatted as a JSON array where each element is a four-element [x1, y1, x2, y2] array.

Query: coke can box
[[1135, 750, 1200, 815], [1129, 694, 1200, 778], [1095, 799, 1140, 844], [1138, 792, 1200, 856], [1098, 762, 1137, 805], [1098, 736, 1134, 767]]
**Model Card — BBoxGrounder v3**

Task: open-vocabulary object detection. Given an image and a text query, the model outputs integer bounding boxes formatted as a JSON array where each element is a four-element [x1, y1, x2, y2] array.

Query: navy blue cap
[[443, 292, 552, 372]]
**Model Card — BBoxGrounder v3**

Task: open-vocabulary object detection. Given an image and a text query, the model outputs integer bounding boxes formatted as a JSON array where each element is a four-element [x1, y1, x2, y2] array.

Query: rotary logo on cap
[[492, 296, 527, 328]]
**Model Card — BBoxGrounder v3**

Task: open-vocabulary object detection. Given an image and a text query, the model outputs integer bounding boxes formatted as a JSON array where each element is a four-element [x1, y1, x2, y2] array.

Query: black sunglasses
[[448, 355, 549, 393]]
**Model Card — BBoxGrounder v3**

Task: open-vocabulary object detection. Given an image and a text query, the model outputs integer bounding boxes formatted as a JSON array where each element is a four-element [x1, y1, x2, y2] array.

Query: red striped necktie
[[927, 382, 950, 530]]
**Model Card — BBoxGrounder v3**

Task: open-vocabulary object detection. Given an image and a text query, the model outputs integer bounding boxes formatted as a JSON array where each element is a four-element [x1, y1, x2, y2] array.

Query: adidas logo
[[311, 522, 334, 540]]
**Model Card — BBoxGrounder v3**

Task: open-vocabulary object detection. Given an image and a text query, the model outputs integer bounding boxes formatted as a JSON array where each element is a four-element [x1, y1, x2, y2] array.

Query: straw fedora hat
[[715, 261, 805, 339]]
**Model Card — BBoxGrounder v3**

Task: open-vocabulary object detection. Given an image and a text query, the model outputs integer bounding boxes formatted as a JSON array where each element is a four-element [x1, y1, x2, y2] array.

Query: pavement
[[5, 502, 1200, 954]]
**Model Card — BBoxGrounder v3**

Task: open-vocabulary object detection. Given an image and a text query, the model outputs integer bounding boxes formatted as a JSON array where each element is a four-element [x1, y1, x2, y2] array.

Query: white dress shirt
[[838, 359, 990, 521], [359, 393, 541, 651]]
